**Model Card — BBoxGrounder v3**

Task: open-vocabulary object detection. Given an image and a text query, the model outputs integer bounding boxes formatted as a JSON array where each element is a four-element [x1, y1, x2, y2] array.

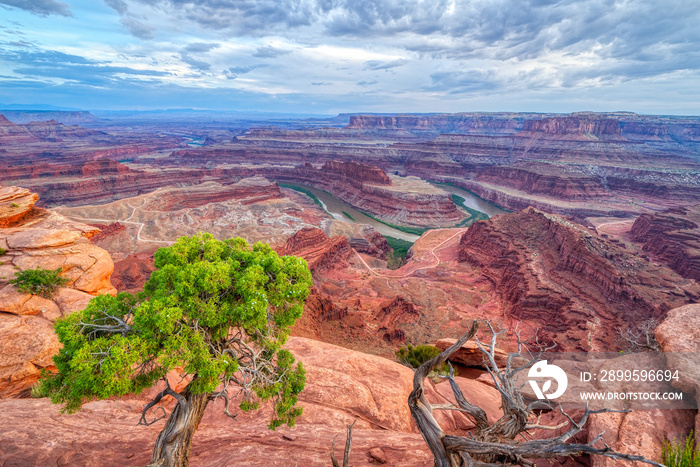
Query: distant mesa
[[519, 115, 624, 140]]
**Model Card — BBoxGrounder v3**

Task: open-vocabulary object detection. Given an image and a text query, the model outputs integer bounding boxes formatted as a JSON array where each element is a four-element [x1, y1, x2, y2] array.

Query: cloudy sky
[[0, 0, 698, 114]]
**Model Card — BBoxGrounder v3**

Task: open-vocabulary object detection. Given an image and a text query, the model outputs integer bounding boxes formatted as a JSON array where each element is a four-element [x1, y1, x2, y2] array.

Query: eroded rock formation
[[0, 188, 117, 397], [279, 227, 352, 273], [457, 208, 699, 350], [630, 206, 700, 281]]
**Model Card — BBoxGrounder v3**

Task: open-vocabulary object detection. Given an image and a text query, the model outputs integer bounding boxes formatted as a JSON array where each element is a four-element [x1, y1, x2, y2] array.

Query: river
[[285, 182, 505, 243]]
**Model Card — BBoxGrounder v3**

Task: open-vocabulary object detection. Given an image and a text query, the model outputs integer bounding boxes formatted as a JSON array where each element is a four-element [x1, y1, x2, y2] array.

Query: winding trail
[[354, 228, 467, 278], [57, 199, 173, 245]]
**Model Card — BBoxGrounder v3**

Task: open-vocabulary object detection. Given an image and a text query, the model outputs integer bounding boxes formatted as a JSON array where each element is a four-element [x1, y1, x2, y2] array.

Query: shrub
[[396, 344, 452, 379], [0, 247, 5, 256], [662, 432, 700, 467], [10, 267, 69, 297], [10, 203, 19, 208]]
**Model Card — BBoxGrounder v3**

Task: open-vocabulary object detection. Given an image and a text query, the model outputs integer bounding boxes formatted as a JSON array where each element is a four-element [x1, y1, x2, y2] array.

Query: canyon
[[0, 109, 699, 465]]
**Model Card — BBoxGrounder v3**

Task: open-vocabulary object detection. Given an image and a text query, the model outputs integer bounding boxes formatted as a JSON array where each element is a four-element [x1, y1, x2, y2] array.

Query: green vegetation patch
[[662, 432, 700, 467], [278, 183, 324, 209], [395, 344, 453, 379], [451, 194, 489, 227], [341, 211, 356, 221], [384, 236, 414, 270], [10, 267, 69, 298], [431, 180, 512, 213], [357, 210, 429, 236]]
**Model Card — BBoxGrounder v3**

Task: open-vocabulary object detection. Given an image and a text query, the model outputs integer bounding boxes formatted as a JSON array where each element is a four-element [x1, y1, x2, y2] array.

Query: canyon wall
[[457, 208, 699, 350], [630, 206, 700, 281]]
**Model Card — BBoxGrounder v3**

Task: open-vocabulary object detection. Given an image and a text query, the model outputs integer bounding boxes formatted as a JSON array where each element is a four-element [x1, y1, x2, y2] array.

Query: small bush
[[31, 381, 48, 398], [384, 236, 414, 270], [0, 247, 6, 256], [662, 432, 700, 467], [10, 267, 69, 297], [395, 344, 454, 381], [10, 203, 19, 208]]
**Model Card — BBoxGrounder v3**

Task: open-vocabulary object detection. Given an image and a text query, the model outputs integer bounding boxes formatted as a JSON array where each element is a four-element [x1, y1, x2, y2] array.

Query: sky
[[0, 0, 698, 115]]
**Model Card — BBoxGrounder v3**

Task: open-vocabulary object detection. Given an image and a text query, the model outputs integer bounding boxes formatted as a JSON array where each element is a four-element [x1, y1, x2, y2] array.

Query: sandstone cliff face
[[322, 160, 391, 185], [589, 303, 700, 466], [457, 208, 699, 350], [0, 188, 117, 397], [521, 116, 623, 140], [629, 206, 700, 281], [0, 115, 101, 144], [279, 227, 352, 273], [0, 187, 39, 228], [346, 113, 527, 135], [475, 166, 608, 200]]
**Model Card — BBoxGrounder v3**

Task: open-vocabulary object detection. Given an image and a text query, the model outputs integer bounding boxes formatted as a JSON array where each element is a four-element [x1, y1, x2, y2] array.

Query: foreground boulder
[[0, 336, 504, 466], [0, 188, 117, 397]]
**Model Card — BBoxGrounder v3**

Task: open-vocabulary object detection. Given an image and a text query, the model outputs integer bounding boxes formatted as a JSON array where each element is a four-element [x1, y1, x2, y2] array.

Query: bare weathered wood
[[409, 319, 665, 467], [331, 420, 356, 467], [148, 382, 210, 467], [409, 320, 480, 467]]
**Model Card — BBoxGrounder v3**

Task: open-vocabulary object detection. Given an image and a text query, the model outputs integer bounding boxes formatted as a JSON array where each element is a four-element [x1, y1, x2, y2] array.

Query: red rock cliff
[[457, 208, 699, 350], [521, 116, 622, 140], [630, 206, 700, 281]]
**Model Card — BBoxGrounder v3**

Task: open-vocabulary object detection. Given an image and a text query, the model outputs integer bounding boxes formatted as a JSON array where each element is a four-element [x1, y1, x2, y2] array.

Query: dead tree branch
[[409, 319, 665, 467], [331, 419, 356, 467]]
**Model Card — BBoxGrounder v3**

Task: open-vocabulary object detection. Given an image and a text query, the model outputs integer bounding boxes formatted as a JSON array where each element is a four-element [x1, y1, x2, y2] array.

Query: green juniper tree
[[40, 233, 313, 467]]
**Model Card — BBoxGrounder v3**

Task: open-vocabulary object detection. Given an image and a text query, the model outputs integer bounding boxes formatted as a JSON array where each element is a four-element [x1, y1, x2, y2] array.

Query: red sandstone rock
[[143, 176, 282, 210], [0, 187, 38, 227], [655, 303, 700, 445], [0, 335, 505, 465], [279, 227, 352, 273], [111, 252, 156, 293], [520, 115, 623, 140], [434, 338, 510, 368], [630, 206, 700, 281], [588, 410, 695, 467], [0, 188, 117, 396], [457, 207, 700, 351], [89, 222, 126, 242]]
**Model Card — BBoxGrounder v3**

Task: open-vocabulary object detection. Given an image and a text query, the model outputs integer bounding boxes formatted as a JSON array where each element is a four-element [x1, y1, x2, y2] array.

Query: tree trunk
[[148, 384, 210, 467]]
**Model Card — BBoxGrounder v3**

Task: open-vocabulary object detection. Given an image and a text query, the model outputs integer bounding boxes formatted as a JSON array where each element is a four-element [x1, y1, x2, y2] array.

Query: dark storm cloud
[[178, 43, 220, 72], [0, 0, 72, 17], [0, 45, 95, 66], [103, 0, 155, 40]]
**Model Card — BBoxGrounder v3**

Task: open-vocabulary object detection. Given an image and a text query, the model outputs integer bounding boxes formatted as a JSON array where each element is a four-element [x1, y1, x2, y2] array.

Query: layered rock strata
[[457, 208, 700, 350], [629, 206, 700, 281], [278, 227, 352, 273]]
